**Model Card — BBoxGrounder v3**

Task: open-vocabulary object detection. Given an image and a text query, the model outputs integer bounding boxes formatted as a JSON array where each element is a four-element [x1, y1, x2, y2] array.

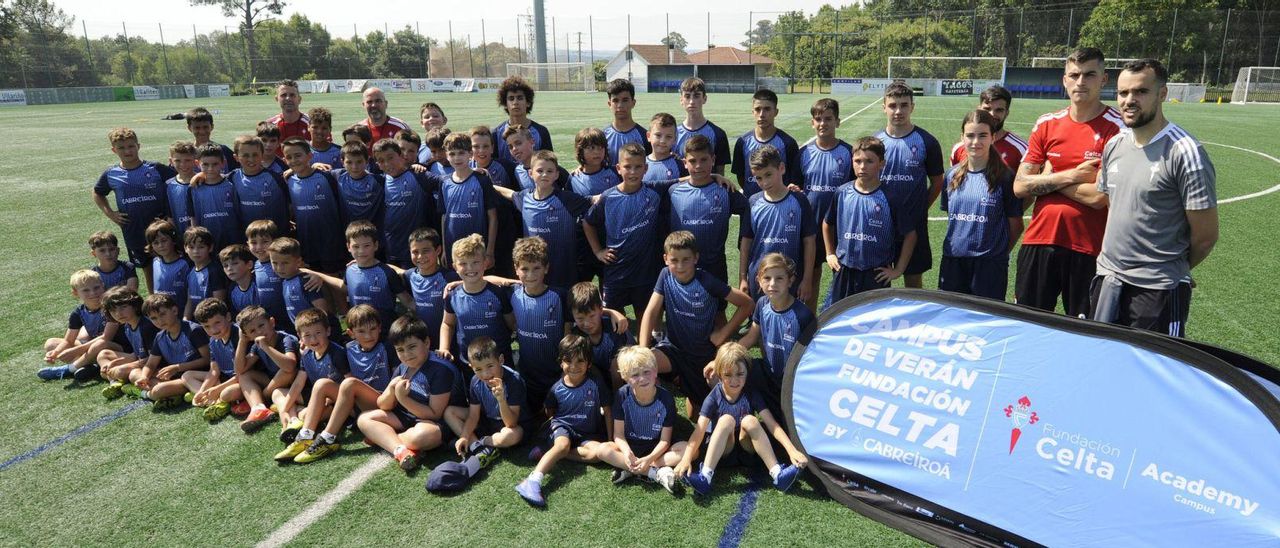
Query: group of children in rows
[[40, 74, 1025, 505]]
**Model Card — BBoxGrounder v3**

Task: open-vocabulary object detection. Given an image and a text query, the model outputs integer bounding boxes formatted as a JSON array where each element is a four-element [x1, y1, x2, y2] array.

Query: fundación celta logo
[[1003, 396, 1039, 454]]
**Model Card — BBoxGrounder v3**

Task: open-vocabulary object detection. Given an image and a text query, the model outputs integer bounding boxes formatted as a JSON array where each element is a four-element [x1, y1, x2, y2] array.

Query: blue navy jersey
[[676, 120, 732, 168], [254, 260, 290, 328], [752, 296, 815, 382], [266, 157, 288, 176], [121, 318, 159, 358], [469, 365, 531, 425], [654, 268, 731, 358], [94, 161, 176, 254], [443, 282, 513, 357], [514, 164, 572, 193], [574, 315, 632, 379], [344, 262, 406, 328], [67, 304, 107, 338], [741, 190, 817, 291], [288, 171, 347, 266], [428, 161, 454, 183], [512, 189, 592, 289], [333, 169, 383, 227], [230, 168, 289, 234], [826, 182, 916, 270], [613, 385, 677, 445], [189, 180, 243, 250], [585, 185, 662, 289], [547, 374, 612, 436], [311, 143, 342, 167], [186, 261, 227, 312], [94, 261, 138, 290], [699, 382, 765, 433], [166, 178, 193, 230], [393, 356, 460, 421], [875, 127, 944, 230], [300, 341, 350, 386], [604, 124, 650, 166], [800, 140, 854, 225], [229, 279, 258, 315], [405, 268, 459, 344], [280, 274, 322, 323], [643, 155, 687, 184], [940, 166, 1023, 259], [250, 331, 299, 375], [148, 320, 208, 364], [474, 158, 515, 191], [440, 171, 499, 253], [152, 256, 193, 312], [731, 129, 803, 196], [493, 120, 553, 166], [345, 340, 397, 391], [569, 167, 621, 198], [511, 285, 571, 385], [207, 327, 240, 377], [664, 181, 749, 282], [383, 170, 441, 267]]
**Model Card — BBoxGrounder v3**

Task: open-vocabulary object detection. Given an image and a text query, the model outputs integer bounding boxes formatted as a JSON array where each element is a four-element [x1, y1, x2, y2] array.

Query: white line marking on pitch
[[256, 454, 391, 548]]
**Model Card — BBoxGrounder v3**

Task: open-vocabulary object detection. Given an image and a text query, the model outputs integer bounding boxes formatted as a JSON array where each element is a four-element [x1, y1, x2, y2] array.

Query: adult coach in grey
[[1090, 59, 1218, 337]]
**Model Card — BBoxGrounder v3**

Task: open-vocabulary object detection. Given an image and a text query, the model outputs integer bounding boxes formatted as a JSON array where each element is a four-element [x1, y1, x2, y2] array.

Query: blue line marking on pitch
[[0, 401, 144, 472], [717, 478, 763, 548]]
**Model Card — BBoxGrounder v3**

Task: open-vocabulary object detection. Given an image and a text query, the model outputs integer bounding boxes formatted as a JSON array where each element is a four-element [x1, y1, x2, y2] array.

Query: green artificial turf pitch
[[1, 91, 1276, 546]]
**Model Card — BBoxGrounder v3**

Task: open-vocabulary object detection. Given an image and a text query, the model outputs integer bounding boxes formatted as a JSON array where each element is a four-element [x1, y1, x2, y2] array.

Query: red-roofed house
[[605, 44, 779, 93], [604, 44, 692, 92]]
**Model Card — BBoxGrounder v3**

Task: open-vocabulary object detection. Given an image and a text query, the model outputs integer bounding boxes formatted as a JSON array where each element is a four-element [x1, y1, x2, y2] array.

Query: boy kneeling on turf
[[288, 304, 398, 464], [275, 308, 352, 460], [359, 315, 464, 473], [515, 334, 612, 507], [596, 346, 683, 494], [676, 342, 807, 496]]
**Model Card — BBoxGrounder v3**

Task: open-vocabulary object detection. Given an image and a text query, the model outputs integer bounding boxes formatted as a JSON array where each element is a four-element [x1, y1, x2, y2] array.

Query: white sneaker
[[656, 466, 678, 495]]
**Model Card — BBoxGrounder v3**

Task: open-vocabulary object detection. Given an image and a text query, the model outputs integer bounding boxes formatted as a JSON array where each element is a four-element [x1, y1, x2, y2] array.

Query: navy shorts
[[627, 438, 660, 458], [602, 284, 653, 318], [122, 235, 152, 269], [391, 409, 453, 441], [699, 431, 756, 468], [749, 358, 785, 422], [826, 266, 888, 307], [938, 255, 1010, 301], [654, 342, 714, 406], [897, 218, 933, 275], [549, 419, 603, 446]]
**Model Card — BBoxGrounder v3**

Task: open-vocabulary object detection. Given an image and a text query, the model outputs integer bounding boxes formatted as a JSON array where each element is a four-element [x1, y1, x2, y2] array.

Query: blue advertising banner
[[785, 290, 1280, 547]]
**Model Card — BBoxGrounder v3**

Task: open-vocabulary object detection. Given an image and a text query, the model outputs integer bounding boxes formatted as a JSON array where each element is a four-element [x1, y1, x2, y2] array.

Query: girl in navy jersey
[[145, 219, 192, 314], [569, 128, 621, 197], [938, 111, 1025, 301], [736, 253, 815, 420]]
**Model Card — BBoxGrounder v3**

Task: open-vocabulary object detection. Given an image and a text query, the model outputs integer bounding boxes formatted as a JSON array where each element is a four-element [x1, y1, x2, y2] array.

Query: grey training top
[[1096, 122, 1216, 289]]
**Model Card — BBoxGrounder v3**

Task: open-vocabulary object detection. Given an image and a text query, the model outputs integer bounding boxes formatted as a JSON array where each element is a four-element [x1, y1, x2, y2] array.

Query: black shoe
[[73, 364, 101, 383]]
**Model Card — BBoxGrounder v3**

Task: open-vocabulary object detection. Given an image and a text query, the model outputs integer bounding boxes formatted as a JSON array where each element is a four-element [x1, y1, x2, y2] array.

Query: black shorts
[[899, 219, 933, 275], [654, 342, 714, 405], [549, 420, 604, 445], [749, 358, 785, 422], [939, 255, 1010, 301], [698, 431, 756, 468], [1090, 278, 1192, 337], [826, 266, 888, 307], [627, 438, 660, 458], [124, 242, 152, 270], [602, 284, 653, 319], [390, 410, 451, 441], [1015, 244, 1096, 318]]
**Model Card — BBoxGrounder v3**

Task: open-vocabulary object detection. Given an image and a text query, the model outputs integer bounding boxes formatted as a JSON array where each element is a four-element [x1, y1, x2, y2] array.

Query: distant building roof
[[625, 44, 691, 66], [686, 47, 777, 66]]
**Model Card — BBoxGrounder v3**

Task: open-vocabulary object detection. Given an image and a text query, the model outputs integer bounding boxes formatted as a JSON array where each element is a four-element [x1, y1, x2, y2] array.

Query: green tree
[[1078, 0, 1222, 82], [5, 0, 92, 87], [661, 31, 687, 52], [742, 19, 774, 48], [189, 0, 286, 81]]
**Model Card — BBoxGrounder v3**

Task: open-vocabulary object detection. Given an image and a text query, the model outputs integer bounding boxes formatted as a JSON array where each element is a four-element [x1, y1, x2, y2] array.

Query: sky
[[57, 0, 848, 55]]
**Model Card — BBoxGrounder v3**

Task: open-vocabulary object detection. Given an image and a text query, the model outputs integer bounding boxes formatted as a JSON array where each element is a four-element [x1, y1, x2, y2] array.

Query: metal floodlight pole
[[1217, 9, 1231, 85], [1168, 9, 1178, 68], [159, 23, 172, 84], [1067, 9, 1074, 48], [122, 21, 134, 86], [589, 16, 594, 66], [552, 18, 557, 63], [482, 20, 490, 78], [627, 15, 632, 78], [749, 12, 753, 65], [468, 34, 476, 77], [534, 0, 547, 63], [82, 20, 94, 76], [448, 20, 457, 77]]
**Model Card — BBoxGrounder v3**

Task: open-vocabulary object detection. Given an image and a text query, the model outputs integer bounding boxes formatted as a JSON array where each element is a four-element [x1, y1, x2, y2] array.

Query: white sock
[[297, 428, 314, 441], [769, 463, 782, 480], [318, 431, 336, 444], [479, 435, 494, 447], [646, 466, 660, 481], [251, 403, 267, 411], [462, 455, 482, 476], [701, 464, 714, 479], [528, 471, 545, 484], [393, 444, 406, 456]]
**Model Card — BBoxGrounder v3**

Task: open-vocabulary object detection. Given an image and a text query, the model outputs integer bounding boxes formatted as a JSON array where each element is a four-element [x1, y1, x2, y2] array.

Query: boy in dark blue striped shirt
[[569, 281, 632, 388], [189, 144, 243, 251], [440, 234, 515, 368], [282, 137, 349, 274], [122, 294, 211, 409], [451, 337, 531, 480], [219, 244, 258, 316], [93, 127, 177, 292], [229, 135, 290, 234], [299, 221, 413, 335], [739, 145, 818, 304], [439, 133, 499, 269], [584, 143, 663, 319], [276, 308, 353, 461], [190, 298, 246, 422], [90, 230, 138, 292], [182, 226, 227, 320], [597, 346, 682, 493]]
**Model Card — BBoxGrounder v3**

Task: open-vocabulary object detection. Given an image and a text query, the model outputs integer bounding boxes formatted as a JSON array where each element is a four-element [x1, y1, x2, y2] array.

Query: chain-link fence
[[2, 6, 1277, 90]]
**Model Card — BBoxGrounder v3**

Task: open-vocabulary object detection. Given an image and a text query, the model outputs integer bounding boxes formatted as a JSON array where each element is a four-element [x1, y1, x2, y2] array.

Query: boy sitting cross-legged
[[596, 346, 684, 494], [189, 298, 247, 422], [437, 336, 531, 489], [676, 342, 808, 496], [122, 294, 211, 410], [97, 287, 159, 397], [289, 305, 399, 464], [236, 305, 300, 433], [274, 308, 353, 460], [515, 334, 613, 507], [359, 315, 465, 473], [38, 270, 112, 381]]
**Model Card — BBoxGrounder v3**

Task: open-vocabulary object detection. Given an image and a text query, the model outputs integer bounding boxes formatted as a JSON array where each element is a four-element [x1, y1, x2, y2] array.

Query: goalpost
[[1030, 57, 1141, 69], [505, 62, 595, 92], [1231, 67, 1280, 104]]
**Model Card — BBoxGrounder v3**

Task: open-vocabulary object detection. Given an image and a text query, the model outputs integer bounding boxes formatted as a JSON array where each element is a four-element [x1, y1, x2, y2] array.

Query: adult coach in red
[[1090, 59, 1217, 337], [950, 85, 1028, 170], [1012, 47, 1124, 317], [266, 79, 309, 156], [356, 87, 409, 143]]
